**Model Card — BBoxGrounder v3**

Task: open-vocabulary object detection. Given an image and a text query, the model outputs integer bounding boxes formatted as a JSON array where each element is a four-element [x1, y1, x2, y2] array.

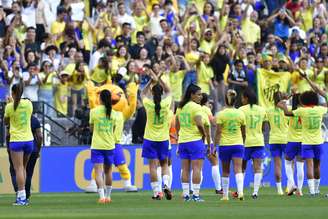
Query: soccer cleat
[[163, 185, 173, 200], [277, 189, 284, 196], [105, 197, 112, 203], [183, 195, 191, 202], [124, 185, 138, 192], [296, 190, 303, 197], [13, 198, 28, 206], [191, 195, 204, 202], [215, 189, 223, 195], [287, 187, 297, 196], [220, 196, 229, 201], [189, 190, 194, 195], [285, 187, 289, 194], [152, 192, 163, 200], [97, 198, 107, 204], [251, 193, 258, 199], [231, 191, 238, 199], [315, 191, 320, 196]]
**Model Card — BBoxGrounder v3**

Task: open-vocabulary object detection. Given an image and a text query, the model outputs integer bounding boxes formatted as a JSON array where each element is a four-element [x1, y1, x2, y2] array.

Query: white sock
[[105, 186, 112, 198], [200, 171, 203, 185], [168, 165, 173, 188], [163, 175, 170, 188], [123, 179, 131, 187], [308, 179, 315, 195], [285, 160, 295, 188], [151, 181, 159, 197], [182, 183, 190, 196], [98, 188, 105, 199], [253, 173, 262, 195], [212, 165, 222, 190], [314, 179, 320, 194], [235, 173, 244, 195], [193, 184, 201, 196], [222, 177, 229, 198], [157, 167, 162, 190], [296, 162, 304, 191], [276, 182, 283, 193], [17, 190, 26, 200]]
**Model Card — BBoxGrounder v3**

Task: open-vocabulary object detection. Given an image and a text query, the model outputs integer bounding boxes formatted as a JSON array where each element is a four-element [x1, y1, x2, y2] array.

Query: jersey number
[[309, 116, 320, 129], [249, 115, 261, 129], [180, 113, 191, 128], [227, 120, 237, 133]]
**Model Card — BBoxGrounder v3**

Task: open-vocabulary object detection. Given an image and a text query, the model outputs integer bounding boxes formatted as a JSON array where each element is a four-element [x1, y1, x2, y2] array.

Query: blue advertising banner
[[40, 144, 328, 193]]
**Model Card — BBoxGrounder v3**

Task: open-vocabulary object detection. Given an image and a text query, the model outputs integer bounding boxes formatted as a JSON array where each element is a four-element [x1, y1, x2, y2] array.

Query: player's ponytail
[[100, 90, 112, 119], [12, 80, 24, 111], [242, 88, 257, 107], [179, 84, 201, 108], [225, 89, 237, 107], [152, 83, 163, 118], [200, 93, 208, 106]]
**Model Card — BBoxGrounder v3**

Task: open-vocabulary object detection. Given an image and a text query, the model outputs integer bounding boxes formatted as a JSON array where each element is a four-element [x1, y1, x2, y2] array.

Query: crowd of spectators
[[1, 0, 328, 143]]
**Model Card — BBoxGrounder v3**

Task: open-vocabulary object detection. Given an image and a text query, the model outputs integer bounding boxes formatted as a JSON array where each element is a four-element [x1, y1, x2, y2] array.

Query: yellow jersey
[[143, 95, 172, 141], [197, 62, 214, 95], [90, 106, 121, 150], [293, 106, 327, 145], [4, 99, 33, 142], [266, 107, 289, 144], [169, 70, 185, 101], [177, 101, 204, 143], [239, 104, 266, 147], [114, 111, 124, 144], [201, 105, 212, 127], [216, 107, 246, 146], [287, 111, 302, 143], [51, 21, 66, 47]]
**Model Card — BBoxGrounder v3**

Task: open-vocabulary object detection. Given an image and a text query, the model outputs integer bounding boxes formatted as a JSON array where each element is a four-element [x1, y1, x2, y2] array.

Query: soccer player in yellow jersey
[[284, 94, 305, 196], [141, 75, 173, 200], [176, 84, 211, 202], [215, 90, 246, 201], [4, 82, 33, 206], [266, 92, 289, 195], [200, 93, 222, 194], [89, 90, 122, 204], [279, 74, 328, 196], [239, 88, 266, 199]]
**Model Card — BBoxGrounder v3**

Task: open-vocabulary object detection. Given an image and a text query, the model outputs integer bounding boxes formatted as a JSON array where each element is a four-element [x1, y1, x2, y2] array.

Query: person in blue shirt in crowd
[[7, 114, 43, 203]]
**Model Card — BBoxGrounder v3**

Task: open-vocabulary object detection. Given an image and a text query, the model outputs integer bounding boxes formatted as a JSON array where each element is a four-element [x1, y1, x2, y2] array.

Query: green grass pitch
[[0, 188, 328, 219]]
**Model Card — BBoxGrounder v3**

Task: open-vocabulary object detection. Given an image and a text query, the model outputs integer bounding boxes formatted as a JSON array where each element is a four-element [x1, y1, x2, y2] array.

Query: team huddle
[[3, 70, 327, 205]]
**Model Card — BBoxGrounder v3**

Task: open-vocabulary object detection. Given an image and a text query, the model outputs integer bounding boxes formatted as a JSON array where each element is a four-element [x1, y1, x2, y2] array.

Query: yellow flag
[[257, 68, 291, 108]]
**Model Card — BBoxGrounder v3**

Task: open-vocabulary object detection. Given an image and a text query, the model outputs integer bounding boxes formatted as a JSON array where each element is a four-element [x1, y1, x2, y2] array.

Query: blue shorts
[[269, 144, 286, 158], [9, 141, 33, 154], [219, 145, 244, 162], [142, 139, 169, 161], [244, 146, 265, 161], [178, 140, 206, 160], [91, 149, 114, 165], [286, 142, 302, 160], [114, 144, 126, 166], [302, 144, 323, 160], [168, 148, 172, 160]]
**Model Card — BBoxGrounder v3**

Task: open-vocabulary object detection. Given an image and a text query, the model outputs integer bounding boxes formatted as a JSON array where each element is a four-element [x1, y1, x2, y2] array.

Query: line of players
[[4, 71, 327, 205]]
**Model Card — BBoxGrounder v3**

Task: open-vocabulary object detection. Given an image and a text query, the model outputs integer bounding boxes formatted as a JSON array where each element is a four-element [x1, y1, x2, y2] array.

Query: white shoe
[[124, 185, 138, 192], [85, 180, 97, 193]]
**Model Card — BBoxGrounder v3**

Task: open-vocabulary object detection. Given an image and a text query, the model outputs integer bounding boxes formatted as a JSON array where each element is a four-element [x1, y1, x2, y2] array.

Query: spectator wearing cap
[[22, 63, 42, 101], [51, 6, 67, 47], [44, 45, 60, 71], [54, 71, 70, 116], [117, 2, 136, 30], [89, 39, 110, 71], [200, 28, 215, 55], [38, 60, 56, 116]]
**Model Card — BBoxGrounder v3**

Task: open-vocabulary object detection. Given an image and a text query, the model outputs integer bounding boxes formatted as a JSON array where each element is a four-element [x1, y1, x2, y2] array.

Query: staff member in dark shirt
[[7, 115, 43, 202]]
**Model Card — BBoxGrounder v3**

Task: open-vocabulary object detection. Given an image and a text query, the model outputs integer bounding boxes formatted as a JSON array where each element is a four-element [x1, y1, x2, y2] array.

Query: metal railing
[[0, 101, 80, 147]]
